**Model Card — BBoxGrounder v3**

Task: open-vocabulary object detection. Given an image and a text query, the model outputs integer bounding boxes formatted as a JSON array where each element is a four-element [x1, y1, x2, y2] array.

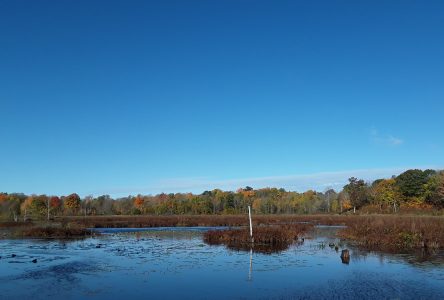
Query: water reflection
[[340, 249, 350, 264], [223, 241, 294, 254], [248, 248, 252, 281], [0, 227, 443, 300]]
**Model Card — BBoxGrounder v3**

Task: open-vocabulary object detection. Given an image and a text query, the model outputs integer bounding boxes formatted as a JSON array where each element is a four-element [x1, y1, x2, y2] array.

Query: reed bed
[[0, 221, 32, 228], [16, 225, 93, 239], [203, 224, 313, 253], [3, 214, 444, 252], [338, 216, 444, 251], [60, 215, 249, 228], [57, 214, 354, 228]]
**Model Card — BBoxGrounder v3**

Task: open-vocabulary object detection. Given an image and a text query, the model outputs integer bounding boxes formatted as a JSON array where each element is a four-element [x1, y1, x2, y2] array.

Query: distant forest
[[1, 169, 443, 221]]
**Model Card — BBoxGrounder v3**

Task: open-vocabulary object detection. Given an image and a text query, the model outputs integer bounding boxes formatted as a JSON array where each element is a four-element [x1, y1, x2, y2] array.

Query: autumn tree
[[133, 195, 145, 213], [0, 194, 9, 216], [211, 189, 225, 214], [20, 197, 33, 221], [337, 191, 352, 213], [64, 193, 81, 215], [0, 193, 7, 203], [0, 193, 22, 221], [372, 179, 401, 212], [93, 195, 114, 215], [323, 189, 337, 213], [425, 172, 444, 208], [223, 193, 235, 213], [113, 196, 133, 215], [49, 196, 62, 216], [344, 177, 368, 212], [3, 168, 442, 216], [238, 187, 255, 212], [20, 195, 48, 220]]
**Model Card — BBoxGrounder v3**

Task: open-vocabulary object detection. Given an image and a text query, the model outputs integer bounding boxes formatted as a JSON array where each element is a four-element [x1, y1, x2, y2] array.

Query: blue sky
[[1, 1, 443, 197]]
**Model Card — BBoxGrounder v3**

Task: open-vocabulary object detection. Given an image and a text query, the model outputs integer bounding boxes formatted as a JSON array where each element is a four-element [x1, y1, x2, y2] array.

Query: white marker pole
[[248, 205, 253, 241]]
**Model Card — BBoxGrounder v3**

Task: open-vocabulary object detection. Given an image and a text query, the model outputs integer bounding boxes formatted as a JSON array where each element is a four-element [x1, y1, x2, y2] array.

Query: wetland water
[[1, 226, 444, 299]]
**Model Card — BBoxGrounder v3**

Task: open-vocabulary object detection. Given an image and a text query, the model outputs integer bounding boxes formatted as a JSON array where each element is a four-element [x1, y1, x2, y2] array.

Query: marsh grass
[[15, 224, 93, 239], [0, 221, 32, 228], [57, 214, 353, 228], [3, 214, 443, 252], [338, 216, 444, 251], [203, 224, 313, 253]]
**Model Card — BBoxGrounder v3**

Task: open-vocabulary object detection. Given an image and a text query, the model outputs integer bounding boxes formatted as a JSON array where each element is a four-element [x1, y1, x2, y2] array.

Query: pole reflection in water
[[248, 248, 253, 281]]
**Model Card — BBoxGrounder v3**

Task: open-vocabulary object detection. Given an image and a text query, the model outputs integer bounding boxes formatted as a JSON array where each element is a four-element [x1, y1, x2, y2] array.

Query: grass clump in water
[[16, 224, 93, 239], [204, 224, 313, 253], [338, 216, 444, 251]]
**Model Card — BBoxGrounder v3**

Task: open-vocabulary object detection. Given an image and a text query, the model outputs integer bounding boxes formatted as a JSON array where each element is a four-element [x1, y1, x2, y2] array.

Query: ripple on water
[[0, 227, 443, 300], [279, 271, 444, 300]]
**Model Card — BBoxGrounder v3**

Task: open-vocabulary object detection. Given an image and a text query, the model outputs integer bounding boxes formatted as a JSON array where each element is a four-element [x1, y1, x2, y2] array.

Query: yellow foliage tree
[[373, 179, 401, 212]]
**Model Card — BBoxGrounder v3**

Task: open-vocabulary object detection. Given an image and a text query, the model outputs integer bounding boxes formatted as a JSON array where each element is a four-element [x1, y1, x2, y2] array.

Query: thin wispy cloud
[[89, 166, 442, 197], [149, 168, 406, 193], [370, 128, 404, 146], [387, 135, 404, 146]]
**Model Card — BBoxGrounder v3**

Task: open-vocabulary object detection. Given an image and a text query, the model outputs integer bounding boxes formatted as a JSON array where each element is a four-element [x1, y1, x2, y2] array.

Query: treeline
[[1, 169, 443, 221]]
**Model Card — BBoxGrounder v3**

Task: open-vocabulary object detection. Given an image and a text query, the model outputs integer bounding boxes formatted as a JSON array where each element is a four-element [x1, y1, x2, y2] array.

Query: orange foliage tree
[[64, 193, 81, 215], [134, 195, 145, 213]]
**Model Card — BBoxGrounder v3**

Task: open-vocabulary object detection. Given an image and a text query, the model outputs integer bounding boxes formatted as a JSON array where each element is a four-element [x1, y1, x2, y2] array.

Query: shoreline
[[1, 214, 443, 253]]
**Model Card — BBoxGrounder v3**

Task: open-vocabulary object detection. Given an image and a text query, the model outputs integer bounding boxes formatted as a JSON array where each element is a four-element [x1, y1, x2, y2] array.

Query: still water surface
[[1, 226, 443, 299]]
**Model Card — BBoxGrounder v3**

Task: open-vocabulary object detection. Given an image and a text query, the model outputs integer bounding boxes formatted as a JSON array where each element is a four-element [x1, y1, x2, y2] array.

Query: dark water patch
[[279, 271, 444, 300], [4, 260, 112, 280]]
